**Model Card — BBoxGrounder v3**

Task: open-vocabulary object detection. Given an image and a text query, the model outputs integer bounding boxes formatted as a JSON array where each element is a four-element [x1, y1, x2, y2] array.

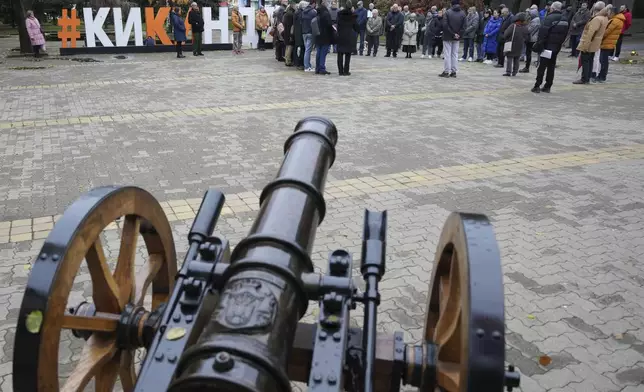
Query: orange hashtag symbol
[[58, 9, 81, 48]]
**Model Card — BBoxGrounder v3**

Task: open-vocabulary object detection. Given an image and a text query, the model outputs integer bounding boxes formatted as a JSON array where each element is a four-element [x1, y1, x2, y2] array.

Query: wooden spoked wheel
[[423, 212, 506, 391], [14, 186, 177, 392]]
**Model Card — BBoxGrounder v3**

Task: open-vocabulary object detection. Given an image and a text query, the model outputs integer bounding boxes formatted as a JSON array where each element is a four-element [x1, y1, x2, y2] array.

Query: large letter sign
[[63, 6, 275, 50], [113, 7, 143, 47]]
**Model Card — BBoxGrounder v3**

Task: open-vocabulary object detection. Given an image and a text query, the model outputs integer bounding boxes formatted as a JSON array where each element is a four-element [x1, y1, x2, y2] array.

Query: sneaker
[[591, 78, 597, 83], [611, 56, 619, 61], [438, 71, 450, 77], [467, 57, 473, 62], [427, 55, 432, 59], [458, 58, 465, 62], [420, 55, 425, 59], [304, 67, 313, 72], [518, 68, 529, 73], [449, 72, 456, 78], [531, 86, 541, 93], [540, 87, 551, 93], [476, 58, 484, 62]]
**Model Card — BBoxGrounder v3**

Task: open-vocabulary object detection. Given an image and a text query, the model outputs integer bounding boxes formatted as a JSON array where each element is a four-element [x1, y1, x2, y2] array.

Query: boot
[[518, 67, 529, 73]]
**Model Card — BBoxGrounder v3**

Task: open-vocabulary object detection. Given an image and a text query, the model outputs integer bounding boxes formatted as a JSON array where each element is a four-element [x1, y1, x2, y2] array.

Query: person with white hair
[[573, 2, 609, 84], [188, 2, 205, 56], [439, 0, 466, 78], [531, 1, 568, 93], [365, 8, 383, 56], [385, 4, 404, 57]]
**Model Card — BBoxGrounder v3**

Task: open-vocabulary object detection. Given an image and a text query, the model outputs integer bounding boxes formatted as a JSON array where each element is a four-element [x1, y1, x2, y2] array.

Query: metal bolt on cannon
[[13, 117, 521, 392]]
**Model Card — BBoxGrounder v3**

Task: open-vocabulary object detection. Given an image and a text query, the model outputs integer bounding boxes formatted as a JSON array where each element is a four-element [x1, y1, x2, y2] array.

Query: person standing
[[256, 5, 270, 51], [495, 7, 514, 68], [502, 12, 529, 76], [421, 7, 436, 58], [598, 6, 624, 82], [519, 8, 540, 73], [385, 4, 404, 58], [439, 0, 466, 78], [569, 2, 590, 58], [475, 8, 488, 62], [415, 8, 426, 50], [170, 7, 187, 58], [402, 13, 419, 58], [293, 2, 306, 69], [231, 5, 246, 55], [337, 1, 359, 74], [482, 9, 501, 63], [329, 0, 340, 52], [460, 6, 479, 62], [188, 3, 204, 56], [300, 0, 317, 71], [531, 1, 568, 92], [540, 1, 551, 20], [612, 5, 631, 61], [430, 9, 444, 58], [354, 1, 368, 55], [574, 5, 609, 84], [273, 0, 287, 61], [366, 9, 383, 56], [25, 10, 45, 59], [315, 0, 334, 75], [283, 1, 296, 65]]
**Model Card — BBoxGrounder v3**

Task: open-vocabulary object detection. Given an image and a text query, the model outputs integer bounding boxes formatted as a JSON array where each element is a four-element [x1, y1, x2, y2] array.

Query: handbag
[[503, 24, 515, 53]]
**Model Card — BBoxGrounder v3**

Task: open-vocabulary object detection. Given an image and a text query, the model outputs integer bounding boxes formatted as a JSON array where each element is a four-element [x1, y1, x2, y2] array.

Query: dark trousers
[[193, 32, 202, 54], [275, 40, 285, 60], [462, 37, 474, 59], [524, 41, 534, 69], [505, 55, 520, 75], [32, 45, 41, 57], [296, 45, 305, 66], [386, 31, 398, 56], [614, 34, 623, 57], [432, 39, 443, 56], [257, 29, 265, 49], [496, 41, 505, 65], [337, 52, 351, 74], [534, 54, 558, 88], [570, 34, 580, 56], [486, 52, 495, 60], [417, 31, 423, 48], [175, 41, 183, 55], [580, 51, 594, 82], [598, 48, 612, 81], [367, 35, 379, 55], [358, 29, 366, 54]]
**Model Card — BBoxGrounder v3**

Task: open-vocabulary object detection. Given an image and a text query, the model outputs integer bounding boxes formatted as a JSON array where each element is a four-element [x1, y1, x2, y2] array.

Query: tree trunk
[[11, 0, 34, 53]]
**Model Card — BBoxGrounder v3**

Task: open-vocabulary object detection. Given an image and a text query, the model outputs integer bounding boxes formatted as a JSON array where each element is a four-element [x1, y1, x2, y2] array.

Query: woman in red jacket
[[612, 5, 631, 61]]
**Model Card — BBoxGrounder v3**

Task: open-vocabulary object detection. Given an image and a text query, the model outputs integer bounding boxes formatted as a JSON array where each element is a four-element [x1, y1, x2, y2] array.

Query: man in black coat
[[188, 2, 204, 56], [283, 2, 296, 66], [315, 0, 334, 74], [385, 4, 404, 57], [531, 1, 568, 93], [495, 7, 514, 67], [294, 3, 305, 69]]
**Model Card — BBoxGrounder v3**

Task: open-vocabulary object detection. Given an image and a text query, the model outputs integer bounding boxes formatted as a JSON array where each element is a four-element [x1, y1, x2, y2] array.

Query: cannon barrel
[[169, 117, 338, 392]]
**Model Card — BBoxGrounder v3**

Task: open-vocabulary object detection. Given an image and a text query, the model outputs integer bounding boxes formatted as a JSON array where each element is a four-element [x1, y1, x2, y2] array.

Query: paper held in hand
[[540, 49, 553, 59]]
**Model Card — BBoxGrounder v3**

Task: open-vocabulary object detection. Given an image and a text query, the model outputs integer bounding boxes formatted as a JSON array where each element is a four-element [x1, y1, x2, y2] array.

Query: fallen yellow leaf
[[614, 333, 624, 340], [23, 264, 31, 271], [539, 355, 552, 366], [527, 314, 536, 320]]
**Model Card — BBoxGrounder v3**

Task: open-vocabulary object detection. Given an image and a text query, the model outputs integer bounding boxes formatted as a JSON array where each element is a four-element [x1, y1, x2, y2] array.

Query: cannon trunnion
[[13, 117, 520, 392]]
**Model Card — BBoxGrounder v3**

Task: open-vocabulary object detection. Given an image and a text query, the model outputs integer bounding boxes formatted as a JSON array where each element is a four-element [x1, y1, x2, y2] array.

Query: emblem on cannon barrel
[[12, 117, 520, 392], [215, 278, 278, 331]]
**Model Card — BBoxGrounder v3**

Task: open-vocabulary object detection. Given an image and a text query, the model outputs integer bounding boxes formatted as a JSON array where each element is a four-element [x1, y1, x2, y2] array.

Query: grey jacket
[[570, 8, 590, 35], [528, 10, 540, 42], [366, 15, 383, 36], [463, 12, 479, 39]]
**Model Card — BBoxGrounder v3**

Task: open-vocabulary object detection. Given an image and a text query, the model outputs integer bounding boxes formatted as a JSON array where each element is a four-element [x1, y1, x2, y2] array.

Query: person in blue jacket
[[354, 1, 368, 55], [540, 1, 552, 20], [170, 7, 187, 58], [482, 9, 501, 63]]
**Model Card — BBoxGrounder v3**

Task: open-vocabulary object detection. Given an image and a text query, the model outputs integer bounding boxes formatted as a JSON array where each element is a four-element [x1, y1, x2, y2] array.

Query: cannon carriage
[[13, 117, 521, 392]]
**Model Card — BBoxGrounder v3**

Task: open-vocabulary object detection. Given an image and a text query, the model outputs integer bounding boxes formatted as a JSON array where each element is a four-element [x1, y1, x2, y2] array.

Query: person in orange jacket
[[612, 5, 632, 61], [231, 6, 246, 54], [598, 6, 624, 82]]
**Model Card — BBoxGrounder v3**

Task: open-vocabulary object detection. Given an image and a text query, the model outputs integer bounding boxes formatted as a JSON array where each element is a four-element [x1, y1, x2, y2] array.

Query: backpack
[[311, 16, 320, 36]]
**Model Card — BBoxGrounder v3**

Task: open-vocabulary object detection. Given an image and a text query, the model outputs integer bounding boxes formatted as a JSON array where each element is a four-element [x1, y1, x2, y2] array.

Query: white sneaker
[[420, 55, 425, 59], [468, 57, 473, 62], [427, 55, 432, 59], [304, 67, 313, 72], [458, 58, 464, 62], [612, 56, 619, 61]]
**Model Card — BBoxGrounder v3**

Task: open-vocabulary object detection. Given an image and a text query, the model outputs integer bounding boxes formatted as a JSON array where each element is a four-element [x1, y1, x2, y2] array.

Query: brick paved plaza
[[1, 39, 644, 391]]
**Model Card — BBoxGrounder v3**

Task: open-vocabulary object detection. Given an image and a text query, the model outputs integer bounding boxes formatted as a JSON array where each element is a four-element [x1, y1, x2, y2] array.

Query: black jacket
[[429, 15, 443, 38], [498, 13, 515, 42], [188, 10, 204, 33], [538, 11, 569, 53], [385, 10, 404, 34], [294, 8, 304, 46], [336, 9, 358, 53], [315, 5, 334, 46], [443, 4, 466, 40], [283, 7, 295, 44]]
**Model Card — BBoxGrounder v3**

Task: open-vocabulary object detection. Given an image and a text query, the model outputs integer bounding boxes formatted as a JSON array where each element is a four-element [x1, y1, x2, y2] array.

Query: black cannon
[[13, 117, 520, 392]]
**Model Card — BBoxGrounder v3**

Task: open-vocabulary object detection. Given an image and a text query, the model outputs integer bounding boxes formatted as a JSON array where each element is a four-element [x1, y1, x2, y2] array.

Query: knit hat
[[451, 0, 459, 5], [346, 0, 352, 8], [515, 11, 526, 21]]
